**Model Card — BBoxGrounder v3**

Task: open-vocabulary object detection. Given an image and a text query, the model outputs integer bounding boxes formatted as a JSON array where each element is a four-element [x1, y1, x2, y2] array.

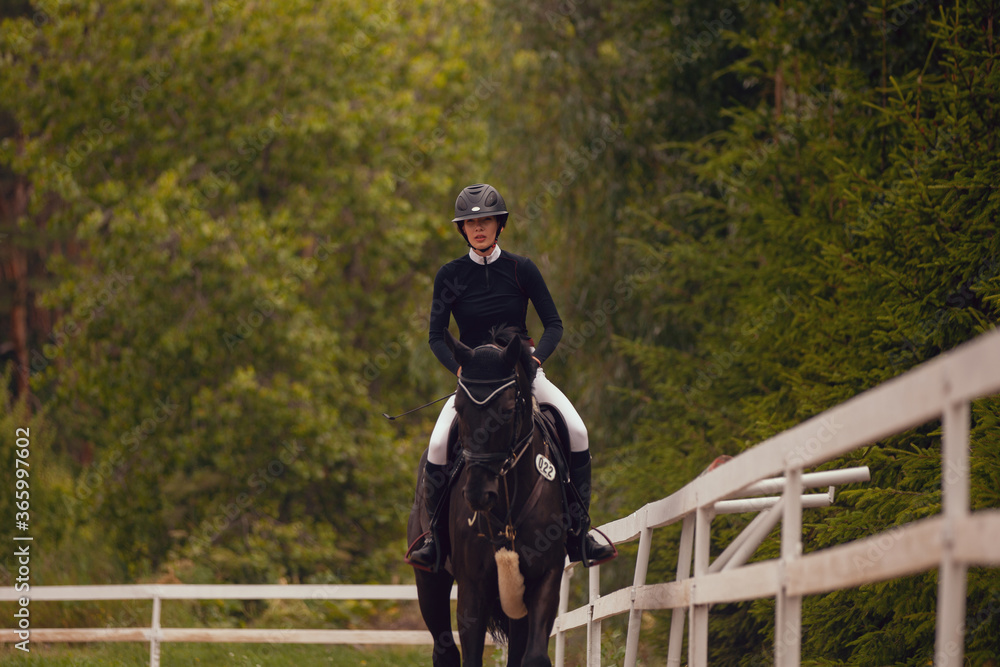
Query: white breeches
[[428, 365, 589, 466]]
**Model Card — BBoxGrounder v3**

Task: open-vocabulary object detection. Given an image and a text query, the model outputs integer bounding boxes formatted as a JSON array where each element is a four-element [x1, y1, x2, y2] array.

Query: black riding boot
[[407, 461, 449, 573], [566, 453, 617, 567]]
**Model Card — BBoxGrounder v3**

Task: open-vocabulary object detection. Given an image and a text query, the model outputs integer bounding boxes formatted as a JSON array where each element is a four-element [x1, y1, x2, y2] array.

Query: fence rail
[[552, 328, 1000, 666], [0, 583, 464, 664]]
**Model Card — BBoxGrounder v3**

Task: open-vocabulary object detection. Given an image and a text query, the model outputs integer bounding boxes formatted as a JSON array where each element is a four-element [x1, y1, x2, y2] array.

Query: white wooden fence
[[3, 329, 999, 666], [0, 583, 475, 665], [552, 328, 1000, 666]]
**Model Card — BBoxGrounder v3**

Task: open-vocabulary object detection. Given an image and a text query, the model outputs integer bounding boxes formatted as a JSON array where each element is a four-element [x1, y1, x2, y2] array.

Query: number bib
[[535, 454, 556, 481]]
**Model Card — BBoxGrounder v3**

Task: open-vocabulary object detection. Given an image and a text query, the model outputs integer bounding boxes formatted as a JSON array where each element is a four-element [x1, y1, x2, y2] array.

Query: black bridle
[[456, 367, 545, 549], [456, 372, 535, 478]]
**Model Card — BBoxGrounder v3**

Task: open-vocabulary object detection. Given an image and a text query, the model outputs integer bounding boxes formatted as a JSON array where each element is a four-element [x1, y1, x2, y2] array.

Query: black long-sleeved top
[[428, 247, 563, 375]]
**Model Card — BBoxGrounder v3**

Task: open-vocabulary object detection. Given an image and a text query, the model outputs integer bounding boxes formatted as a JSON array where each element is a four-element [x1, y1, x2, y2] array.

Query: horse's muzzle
[[463, 485, 499, 512]]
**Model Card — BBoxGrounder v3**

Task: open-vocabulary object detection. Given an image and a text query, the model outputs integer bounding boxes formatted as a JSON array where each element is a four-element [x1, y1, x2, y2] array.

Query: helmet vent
[[456, 197, 468, 211], [485, 192, 497, 207]]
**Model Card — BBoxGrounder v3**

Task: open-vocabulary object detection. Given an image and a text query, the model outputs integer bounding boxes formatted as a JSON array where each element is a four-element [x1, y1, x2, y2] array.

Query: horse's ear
[[502, 332, 522, 370], [446, 329, 474, 367], [520, 340, 536, 378]]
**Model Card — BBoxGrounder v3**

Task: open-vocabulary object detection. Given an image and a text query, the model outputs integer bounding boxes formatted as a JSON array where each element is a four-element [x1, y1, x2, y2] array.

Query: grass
[[0, 642, 511, 666]]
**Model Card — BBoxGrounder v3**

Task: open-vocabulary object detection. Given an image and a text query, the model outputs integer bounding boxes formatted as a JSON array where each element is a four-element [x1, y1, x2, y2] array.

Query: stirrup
[[572, 527, 618, 568], [405, 532, 441, 573]]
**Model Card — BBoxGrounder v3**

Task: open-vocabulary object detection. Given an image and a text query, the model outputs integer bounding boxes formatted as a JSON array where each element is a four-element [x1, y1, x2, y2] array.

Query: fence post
[[775, 466, 802, 667], [555, 565, 573, 667], [688, 506, 713, 667], [666, 513, 695, 667], [587, 564, 601, 666], [624, 517, 652, 666], [935, 399, 970, 666], [149, 592, 162, 667]]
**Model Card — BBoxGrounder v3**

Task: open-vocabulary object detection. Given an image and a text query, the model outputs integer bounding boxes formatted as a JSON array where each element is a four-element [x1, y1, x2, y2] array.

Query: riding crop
[[381, 392, 456, 420]]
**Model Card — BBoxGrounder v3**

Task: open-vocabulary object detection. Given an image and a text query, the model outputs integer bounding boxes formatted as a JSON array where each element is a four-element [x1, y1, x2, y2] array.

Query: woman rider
[[407, 183, 616, 572]]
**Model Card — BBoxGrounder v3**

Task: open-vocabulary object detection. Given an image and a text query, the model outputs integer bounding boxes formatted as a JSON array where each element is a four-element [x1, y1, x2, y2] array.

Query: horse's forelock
[[460, 346, 511, 385], [487, 325, 521, 348]]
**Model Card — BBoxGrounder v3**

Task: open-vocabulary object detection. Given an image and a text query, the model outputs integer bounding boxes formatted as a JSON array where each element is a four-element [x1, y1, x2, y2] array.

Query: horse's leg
[[519, 567, 563, 667], [456, 585, 493, 667], [505, 615, 529, 667], [416, 569, 461, 667]]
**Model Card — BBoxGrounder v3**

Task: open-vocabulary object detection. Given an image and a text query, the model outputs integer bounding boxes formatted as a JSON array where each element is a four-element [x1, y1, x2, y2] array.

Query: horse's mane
[[486, 325, 521, 348], [484, 325, 536, 383]]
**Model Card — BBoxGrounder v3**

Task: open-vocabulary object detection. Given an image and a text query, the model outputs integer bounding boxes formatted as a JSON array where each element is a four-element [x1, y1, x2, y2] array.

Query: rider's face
[[462, 216, 499, 255]]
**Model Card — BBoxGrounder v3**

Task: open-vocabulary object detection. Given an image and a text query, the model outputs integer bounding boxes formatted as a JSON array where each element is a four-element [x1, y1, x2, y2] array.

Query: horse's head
[[447, 327, 536, 513]]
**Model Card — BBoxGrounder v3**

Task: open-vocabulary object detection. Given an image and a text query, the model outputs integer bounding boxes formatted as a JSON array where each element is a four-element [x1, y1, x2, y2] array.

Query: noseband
[[457, 371, 534, 478]]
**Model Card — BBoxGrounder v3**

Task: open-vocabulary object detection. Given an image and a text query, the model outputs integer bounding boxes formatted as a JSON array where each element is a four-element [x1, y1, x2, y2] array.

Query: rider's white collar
[[468, 244, 501, 265]]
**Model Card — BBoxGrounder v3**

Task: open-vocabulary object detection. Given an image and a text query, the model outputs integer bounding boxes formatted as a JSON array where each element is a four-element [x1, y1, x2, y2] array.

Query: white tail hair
[[495, 548, 527, 619]]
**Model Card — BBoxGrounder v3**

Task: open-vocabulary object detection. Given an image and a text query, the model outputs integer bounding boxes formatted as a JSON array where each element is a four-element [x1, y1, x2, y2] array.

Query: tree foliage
[[2, 0, 490, 585], [584, 1, 999, 663]]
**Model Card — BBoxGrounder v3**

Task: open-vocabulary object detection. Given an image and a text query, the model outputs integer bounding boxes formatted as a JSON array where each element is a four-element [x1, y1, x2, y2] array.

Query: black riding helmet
[[452, 184, 509, 247]]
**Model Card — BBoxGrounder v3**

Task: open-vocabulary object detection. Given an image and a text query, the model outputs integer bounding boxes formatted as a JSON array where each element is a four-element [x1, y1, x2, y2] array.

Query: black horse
[[407, 328, 568, 667]]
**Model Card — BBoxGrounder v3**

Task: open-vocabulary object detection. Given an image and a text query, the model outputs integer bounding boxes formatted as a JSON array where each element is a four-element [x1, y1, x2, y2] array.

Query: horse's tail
[[495, 548, 528, 619], [486, 597, 509, 646]]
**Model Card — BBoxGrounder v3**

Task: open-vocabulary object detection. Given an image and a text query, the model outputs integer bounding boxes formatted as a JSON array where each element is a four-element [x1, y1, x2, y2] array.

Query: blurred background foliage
[[1, 0, 998, 663]]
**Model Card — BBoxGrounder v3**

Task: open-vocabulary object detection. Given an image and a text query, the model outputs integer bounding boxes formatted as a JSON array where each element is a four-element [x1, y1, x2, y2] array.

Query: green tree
[[1, 0, 493, 586], [616, 1, 999, 663]]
